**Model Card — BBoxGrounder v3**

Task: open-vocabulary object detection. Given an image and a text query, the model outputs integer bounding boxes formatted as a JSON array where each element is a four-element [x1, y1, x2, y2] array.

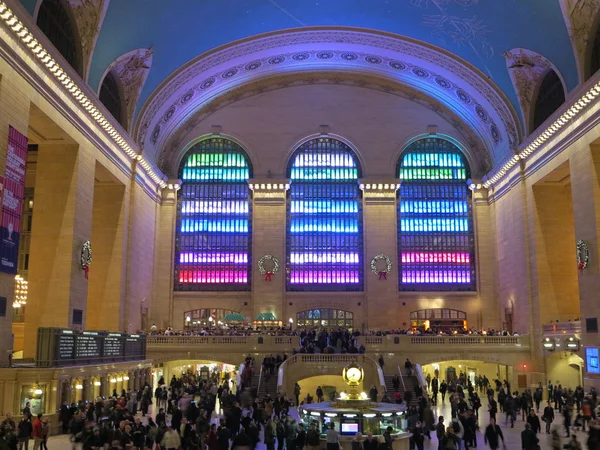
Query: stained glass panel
[[175, 138, 252, 291], [398, 138, 475, 291], [286, 138, 363, 291]]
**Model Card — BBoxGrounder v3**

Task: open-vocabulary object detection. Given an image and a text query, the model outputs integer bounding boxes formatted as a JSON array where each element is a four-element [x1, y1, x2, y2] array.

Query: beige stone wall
[[532, 182, 579, 324]]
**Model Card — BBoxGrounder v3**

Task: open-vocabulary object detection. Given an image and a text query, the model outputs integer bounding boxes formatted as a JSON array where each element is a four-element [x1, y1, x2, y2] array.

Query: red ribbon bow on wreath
[[83, 264, 89, 279], [378, 271, 387, 280], [265, 271, 274, 282], [578, 261, 585, 275]]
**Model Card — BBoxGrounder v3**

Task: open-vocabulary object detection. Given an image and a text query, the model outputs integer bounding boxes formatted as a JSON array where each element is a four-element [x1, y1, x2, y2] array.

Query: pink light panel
[[401, 252, 470, 264], [179, 252, 248, 264], [289, 271, 360, 284], [179, 270, 248, 284], [402, 271, 471, 284]]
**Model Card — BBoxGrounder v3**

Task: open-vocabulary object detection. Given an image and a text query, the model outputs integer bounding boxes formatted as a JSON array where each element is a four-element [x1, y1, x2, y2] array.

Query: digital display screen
[[37, 328, 146, 367], [586, 347, 600, 374], [341, 423, 359, 434]]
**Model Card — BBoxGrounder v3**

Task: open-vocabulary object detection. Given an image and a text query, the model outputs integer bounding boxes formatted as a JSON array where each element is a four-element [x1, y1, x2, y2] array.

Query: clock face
[[346, 367, 361, 382]]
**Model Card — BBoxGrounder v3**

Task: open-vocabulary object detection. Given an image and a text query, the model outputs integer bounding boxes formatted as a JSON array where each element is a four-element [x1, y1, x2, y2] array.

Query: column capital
[[359, 178, 401, 203], [248, 178, 290, 192], [249, 178, 290, 205], [359, 178, 401, 193]]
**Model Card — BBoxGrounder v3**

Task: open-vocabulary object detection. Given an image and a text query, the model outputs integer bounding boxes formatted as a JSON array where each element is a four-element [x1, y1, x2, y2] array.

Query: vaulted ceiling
[[19, 0, 578, 116], [16, 0, 583, 171]]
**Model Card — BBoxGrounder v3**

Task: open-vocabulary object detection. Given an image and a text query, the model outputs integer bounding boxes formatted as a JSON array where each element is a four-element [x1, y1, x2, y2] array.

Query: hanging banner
[[0, 126, 28, 274]]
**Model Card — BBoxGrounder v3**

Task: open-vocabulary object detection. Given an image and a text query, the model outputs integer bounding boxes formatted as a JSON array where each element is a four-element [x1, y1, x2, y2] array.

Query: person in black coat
[[17, 417, 32, 449], [171, 406, 183, 434], [526, 410, 541, 434], [543, 401, 555, 434], [484, 418, 504, 450], [520, 423, 539, 450], [217, 420, 232, 450]]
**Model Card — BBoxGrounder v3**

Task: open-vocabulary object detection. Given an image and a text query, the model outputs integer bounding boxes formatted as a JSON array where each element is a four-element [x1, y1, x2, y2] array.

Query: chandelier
[[13, 274, 28, 308]]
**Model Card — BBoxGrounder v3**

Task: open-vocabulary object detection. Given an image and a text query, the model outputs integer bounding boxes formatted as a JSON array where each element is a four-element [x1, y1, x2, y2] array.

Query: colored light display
[[287, 138, 363, 291], [398, 138, 475, 291], [175, 138, 252, 291]]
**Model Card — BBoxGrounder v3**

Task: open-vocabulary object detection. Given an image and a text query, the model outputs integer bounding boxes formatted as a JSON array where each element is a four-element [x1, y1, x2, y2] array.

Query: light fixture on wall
[[123, 376, 129, 381], [110, 378, 117, 383], [117, 377, 123, 382], [13, 274, 28, 308], [94, 381, 101, 386], [75, 384, 83, 390]]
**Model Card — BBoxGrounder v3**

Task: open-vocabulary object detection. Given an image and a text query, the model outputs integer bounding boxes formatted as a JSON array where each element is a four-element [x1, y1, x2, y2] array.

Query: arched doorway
[[296, 308, 354, 329]]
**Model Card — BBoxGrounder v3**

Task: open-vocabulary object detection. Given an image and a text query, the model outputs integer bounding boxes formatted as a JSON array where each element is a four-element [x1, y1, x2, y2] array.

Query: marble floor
[[42, 399, 589, 449]]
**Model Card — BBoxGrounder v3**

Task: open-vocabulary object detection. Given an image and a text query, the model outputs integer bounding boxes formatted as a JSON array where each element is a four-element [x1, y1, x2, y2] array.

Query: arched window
[[36, 0, 81, 75], [286, 138, 363, 291], [590, 24, 600, 79], [532, 70, 565, 131], [99, 72, 124, 128], [296, 309, 354, 328], [397, 138, 475, 291], [175, 138, 252, 291]]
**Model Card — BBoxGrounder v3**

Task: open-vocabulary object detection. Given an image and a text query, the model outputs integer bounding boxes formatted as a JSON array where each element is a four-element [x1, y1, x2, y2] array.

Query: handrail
[[397, 365, 407, 392], [414, 363, 427, 391], [257, 364, 263, 396], [236, 363, 244, 390]]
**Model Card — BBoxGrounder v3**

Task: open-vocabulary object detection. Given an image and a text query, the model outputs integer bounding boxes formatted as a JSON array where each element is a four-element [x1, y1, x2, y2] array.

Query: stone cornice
[[134, 28, 521, 168]]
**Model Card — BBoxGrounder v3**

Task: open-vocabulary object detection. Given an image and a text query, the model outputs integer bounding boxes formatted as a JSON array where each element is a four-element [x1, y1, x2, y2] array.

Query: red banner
[[0, 127, 28, 274]]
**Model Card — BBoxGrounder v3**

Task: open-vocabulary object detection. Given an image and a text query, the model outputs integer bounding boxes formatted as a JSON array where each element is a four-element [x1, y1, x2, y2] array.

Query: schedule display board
[[36, 328, 146, 367]]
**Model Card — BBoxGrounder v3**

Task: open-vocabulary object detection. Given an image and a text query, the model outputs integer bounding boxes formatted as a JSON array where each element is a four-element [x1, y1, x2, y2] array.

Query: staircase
[[258, 372, 279, 398], [384, 374, 421, 407]]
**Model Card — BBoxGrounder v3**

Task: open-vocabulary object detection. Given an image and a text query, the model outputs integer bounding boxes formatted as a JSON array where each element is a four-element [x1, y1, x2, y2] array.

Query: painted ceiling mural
[[18, 0, 577, 124]]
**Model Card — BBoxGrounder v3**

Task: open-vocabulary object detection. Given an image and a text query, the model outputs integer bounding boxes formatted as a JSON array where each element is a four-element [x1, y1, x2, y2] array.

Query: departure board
[[36, 328, 146, 367]]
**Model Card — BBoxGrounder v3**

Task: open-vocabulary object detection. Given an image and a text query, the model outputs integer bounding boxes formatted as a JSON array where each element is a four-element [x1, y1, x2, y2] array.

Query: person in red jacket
[[32, 413, 43, 450]]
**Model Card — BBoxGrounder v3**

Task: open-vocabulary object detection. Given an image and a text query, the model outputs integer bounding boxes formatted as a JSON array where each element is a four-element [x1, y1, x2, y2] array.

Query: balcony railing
[[542, 321, 581, 335], [356, 334, 527, 349], [147, 334, 529, 355]]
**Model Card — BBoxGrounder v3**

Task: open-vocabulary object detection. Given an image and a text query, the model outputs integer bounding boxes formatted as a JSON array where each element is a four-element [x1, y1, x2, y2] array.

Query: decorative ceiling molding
[[158, 71, 492, 178], [67, 0, 110, 81], [134, 28, 522, 167], [101, 47, 153, 132], [503, 48, 556, 134], [559, 0, 600, 82]]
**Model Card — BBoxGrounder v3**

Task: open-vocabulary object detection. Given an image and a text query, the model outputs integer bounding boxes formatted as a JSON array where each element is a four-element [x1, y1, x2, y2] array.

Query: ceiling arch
[[136, 28, 522, 169], [159, 72, 492, 178]]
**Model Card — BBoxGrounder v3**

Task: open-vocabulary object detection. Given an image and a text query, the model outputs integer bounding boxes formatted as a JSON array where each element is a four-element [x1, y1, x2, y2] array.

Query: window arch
[[175, 138, 252, 291], [590, 24, 600, 79], [286, 138, 363, 291], [397, 137, 475, 291], [532, 70, 565, 131], [99, 72, 125, 128], [36, 0, 81, 76]]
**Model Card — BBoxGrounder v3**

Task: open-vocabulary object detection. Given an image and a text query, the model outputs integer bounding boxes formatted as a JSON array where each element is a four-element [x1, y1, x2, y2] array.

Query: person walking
[[484, 418, 505, 450], [17, 416, 32, 450], [543, 401, 555, 434], [520, 423, 539, 450]]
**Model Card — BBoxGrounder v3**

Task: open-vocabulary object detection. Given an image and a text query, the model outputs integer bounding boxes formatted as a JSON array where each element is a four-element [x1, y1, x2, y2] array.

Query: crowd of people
[[149, 325, 521, 339]]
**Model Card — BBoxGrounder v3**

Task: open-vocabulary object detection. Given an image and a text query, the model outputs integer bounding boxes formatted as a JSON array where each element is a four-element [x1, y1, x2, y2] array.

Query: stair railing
[[237, 363, 245, 390], [397, 364, 407, 392], [257, 364, 263, 396]]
